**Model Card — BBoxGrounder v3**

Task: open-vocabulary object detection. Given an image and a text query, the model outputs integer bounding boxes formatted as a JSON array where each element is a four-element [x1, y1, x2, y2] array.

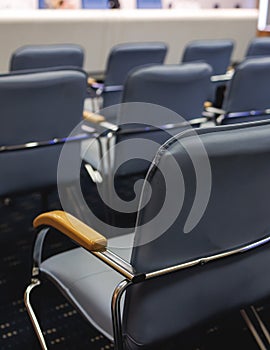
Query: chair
[[9, 44, 84, 72], [210, 57, 270, 125], [136, 0, 162, 8], [82, 0, 109, 9], [74, 62, 212, 236], [88, 42, 167, 110], [0, 69, 86, 201], [82, 63, 212, 197], [245, 37, 270, 58], [181, 39, 234, 104], [25, 119, 270, 350]]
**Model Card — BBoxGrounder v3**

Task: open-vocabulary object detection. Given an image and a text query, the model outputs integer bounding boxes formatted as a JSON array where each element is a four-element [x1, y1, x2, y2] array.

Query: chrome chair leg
[[111, 279, 132, 350], [240, 309, 267, 350], [24, 279, 48, 350], [250, 306, 270, 345]]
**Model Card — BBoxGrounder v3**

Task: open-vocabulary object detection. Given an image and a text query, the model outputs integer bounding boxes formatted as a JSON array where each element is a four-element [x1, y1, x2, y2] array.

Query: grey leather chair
[[25, 119, 270, 350], [82, 0, 108, 8], [136, 0, 162, 8], [245, 37, 270, 58], [0, 69, 86, 200], [88, 42, 167, 109], [211, 57, 270, 125], [181, 39, 234, 104], [9, 44, 84, 72], [182, 39, 234, 75], [82, 63, 212, 204], [121, 63, 212, 122]]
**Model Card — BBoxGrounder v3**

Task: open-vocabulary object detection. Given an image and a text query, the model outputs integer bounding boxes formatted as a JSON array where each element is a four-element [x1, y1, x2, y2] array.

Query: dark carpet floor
[[0, 173, 269, 349]]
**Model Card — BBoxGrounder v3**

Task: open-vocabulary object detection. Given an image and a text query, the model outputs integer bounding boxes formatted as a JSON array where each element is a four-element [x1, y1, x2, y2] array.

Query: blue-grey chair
[[83, 63, 212, 181], [9, 44, 84, 72], [245, 37, 270, 58], [136, 0, 162, 8], [0, 69, 86, 200], [88, 42, 168, 109], [215, 57, 270, 125], [25, 119, 270, 350], [181, 39, 234, 104], [82, 0, 108, 9], [82, 62, 212, 231]]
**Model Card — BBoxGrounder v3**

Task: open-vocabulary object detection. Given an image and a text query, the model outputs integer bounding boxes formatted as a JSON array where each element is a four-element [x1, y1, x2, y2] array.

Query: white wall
[[0, 0, 37, 8]]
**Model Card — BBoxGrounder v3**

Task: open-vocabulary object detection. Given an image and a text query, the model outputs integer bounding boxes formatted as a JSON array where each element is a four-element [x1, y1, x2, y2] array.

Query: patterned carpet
[[0, 174, 269, 349]]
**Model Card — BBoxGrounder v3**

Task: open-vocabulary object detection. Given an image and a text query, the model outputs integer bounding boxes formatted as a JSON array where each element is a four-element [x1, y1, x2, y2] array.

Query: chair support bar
[[145, 235, 270, 280], [211, 71, 234, 82], [240, 309, 268, 350], [93, 250, 137, 282], [0, 133, 90, 153], [33, 211, 270, 283], [111, 279, 133, 350], [24, 279, 48, 350]]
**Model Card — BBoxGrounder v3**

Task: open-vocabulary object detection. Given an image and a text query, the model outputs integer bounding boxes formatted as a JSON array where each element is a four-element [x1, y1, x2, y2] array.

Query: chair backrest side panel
[[0, 70, 86, 196], [123, 121, 270, 349], [10, 44, 84, 71]]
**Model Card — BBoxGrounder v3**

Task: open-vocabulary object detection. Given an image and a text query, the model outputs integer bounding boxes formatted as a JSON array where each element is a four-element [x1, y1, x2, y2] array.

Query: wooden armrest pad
[[33, 210, 107, 252], [83, 110, 105, 123], [87, 76, 97, 85], [204, 101, 213, 108]]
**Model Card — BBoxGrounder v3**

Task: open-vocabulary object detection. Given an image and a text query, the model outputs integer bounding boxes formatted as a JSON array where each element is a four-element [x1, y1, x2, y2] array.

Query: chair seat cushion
[[40, 232, 134, 340]]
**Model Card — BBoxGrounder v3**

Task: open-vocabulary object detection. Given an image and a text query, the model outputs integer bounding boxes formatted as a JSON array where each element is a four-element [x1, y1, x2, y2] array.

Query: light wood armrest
[[83, 110, 105, 124], [205, 106, 226, 115], [204, 101, 213, 108], [87, 76, 97, 85], [33, 210, 107, 252]]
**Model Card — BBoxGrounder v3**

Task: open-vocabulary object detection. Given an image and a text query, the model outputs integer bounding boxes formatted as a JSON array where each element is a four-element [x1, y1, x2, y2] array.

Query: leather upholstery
[[222, 57, 270, 124], [10, 44, 84, 71], [245, 37, 270, 58], [0, 69, 86, 196], [102, 42, 167, 108], [40, 120, 270, 349], [182, 39, 234, 75]]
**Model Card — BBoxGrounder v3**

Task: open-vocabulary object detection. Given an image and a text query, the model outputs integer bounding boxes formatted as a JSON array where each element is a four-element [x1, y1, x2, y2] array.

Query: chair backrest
[[136, 0, 162, 8], [120, 62, 212, 121], [222, 57, 270, 124], [182, 39, 234, 75], [112, 63, 212, 177], [123, 120, 270, 349], [0, 69, 86, 196], [245, 37, 270, 58], [102, 42, 167, 107], [81, 0, 108, 9], [10, 44, 84, 71]]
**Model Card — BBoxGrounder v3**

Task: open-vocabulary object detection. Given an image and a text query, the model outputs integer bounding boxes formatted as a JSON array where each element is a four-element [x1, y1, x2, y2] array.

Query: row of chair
[[2, 39, 270, 349], [26, 118, 270, 350], [8, 36, 270, 110], [9, 36, 270, 77], [3, 41, 270, 206]]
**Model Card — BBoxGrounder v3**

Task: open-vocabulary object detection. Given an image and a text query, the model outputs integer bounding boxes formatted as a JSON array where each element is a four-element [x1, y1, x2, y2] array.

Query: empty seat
[[181, 39, 234, 104], [26, 119, 270, 350], [10, 44, 84, 71], [82, 0, 109, 9], [245, 37, 270, 58], [136, 0, 162, 8], [0, 69, 86, 199], [218, 57, 270, 124], [88, 42, 167, 109]]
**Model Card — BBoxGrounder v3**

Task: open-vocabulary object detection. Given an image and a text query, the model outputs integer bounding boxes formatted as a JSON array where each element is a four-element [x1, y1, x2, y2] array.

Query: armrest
[[33, 210, 107, 252], [83, 110, 105, 124], [205, 106, 226, 115], [87, 76, 97, 85]]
